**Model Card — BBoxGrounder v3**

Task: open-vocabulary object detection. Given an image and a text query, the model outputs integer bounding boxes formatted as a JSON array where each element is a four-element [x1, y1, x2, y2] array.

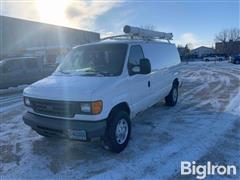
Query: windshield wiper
[[98, 72, 115, 76], [57, 69, 114, 76], [84, 70, 114, 76], [58, 69, 71, 74]]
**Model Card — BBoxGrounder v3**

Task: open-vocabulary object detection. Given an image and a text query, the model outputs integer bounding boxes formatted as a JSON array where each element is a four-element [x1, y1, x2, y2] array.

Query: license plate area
[[68, 129, 87, 141]]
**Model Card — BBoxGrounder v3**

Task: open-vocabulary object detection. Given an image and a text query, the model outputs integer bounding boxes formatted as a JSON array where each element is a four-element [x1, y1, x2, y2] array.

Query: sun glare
[[36, 0, 69, 25]]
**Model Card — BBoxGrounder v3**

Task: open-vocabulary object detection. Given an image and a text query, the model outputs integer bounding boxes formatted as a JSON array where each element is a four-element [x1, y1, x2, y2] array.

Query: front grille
[[30, 98, 78, 118]]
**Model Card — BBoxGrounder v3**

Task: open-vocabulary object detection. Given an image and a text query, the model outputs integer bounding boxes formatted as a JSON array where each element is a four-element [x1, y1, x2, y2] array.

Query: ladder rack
[[101, 25, 173, 43]]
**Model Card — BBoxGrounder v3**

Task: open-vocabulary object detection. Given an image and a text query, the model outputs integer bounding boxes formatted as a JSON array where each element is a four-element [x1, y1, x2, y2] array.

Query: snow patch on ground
[[226, 87, 240, 115], [0, 62, 240, 179], [0, 84, 28, 95], [0, 93, 23, 113]]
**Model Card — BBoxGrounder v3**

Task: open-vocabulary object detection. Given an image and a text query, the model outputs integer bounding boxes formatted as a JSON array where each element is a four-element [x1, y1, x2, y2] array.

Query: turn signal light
[[91, 101, 103, 115]]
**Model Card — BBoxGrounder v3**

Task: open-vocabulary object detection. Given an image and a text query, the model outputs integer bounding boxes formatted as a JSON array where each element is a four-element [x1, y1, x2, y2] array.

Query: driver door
[[127, 45, 151, 114]]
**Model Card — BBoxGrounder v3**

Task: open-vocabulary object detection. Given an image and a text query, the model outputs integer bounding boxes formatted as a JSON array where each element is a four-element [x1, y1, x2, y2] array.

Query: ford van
[[23, 26, 181, 153]]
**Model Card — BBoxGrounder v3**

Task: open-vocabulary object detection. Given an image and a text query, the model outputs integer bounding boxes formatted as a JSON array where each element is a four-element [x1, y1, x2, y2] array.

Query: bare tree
[[215, 28, 240, 55], [229, 28, 240, 41], [186, 43, 194, 50], [215, 28, 240, 42], [215, 29, 228, 43]]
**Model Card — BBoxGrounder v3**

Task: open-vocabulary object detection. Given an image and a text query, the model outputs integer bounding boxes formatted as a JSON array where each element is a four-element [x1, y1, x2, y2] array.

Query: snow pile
[[0, 84, 28, 95]]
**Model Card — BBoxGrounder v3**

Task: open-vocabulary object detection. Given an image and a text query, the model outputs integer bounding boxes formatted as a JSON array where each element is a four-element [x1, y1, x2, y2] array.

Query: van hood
[[23, 75, 118, 101]]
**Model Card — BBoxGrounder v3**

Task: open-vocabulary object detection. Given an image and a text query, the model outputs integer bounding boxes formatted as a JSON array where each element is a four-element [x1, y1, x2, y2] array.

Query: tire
[[165, 83, 178, 106], [104, 111, 131, 153]]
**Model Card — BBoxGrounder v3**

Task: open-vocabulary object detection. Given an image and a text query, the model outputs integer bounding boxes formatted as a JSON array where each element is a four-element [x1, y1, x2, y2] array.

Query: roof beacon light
[[123, 25, 173, 41]]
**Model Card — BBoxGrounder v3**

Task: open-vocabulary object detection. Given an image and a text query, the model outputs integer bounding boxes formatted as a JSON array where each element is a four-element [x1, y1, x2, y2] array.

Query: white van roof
[[74, 25, 175, 48], [74, 39, 174, 49]]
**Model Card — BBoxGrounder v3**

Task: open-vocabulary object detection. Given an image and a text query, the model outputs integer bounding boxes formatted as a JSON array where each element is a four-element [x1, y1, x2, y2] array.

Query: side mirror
[[140, 58, 151, 74]]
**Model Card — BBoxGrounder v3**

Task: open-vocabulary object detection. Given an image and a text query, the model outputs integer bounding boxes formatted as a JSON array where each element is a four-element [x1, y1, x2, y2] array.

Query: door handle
[[148, 81, 150, 87]]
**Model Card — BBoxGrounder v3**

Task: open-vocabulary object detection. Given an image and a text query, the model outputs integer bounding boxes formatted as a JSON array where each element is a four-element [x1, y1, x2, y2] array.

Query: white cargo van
[[23, 26, 181, 153]]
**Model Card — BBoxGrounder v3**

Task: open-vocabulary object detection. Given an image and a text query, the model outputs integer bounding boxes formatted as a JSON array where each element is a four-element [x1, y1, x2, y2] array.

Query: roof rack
[[101, 25, 173, 43]]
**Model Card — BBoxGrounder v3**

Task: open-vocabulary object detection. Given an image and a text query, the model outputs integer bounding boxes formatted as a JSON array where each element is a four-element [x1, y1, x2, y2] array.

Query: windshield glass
[[56, 43, 128, 76]]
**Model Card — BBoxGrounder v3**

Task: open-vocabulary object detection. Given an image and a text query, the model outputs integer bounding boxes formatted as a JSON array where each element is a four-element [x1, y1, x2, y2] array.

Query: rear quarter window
[[142, 43, 180, 70]]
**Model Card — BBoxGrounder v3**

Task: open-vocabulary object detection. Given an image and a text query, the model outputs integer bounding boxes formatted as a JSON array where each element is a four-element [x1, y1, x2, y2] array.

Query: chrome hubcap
[[115, 119, 128, 144], [173, 88, 178, 102]]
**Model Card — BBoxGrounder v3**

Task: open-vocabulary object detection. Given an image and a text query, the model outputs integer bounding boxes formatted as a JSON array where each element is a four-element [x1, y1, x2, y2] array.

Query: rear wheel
[[165, 83, 178, 106], [104, 111, 131, 153]]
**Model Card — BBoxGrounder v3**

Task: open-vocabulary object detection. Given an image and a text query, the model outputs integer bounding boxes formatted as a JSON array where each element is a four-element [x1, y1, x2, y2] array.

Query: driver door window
[[128, 45, 144, 75], [127, 45, 150, 113]]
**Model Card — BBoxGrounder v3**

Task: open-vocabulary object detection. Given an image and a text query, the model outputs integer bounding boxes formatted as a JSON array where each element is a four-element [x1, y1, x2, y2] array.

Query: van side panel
[[142, 42, 180, 105]]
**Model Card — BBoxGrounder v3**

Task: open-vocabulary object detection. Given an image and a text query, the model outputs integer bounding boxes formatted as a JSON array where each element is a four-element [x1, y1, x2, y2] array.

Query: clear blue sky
[[95, 0, 239, 47], [2, 0, 239, 48]]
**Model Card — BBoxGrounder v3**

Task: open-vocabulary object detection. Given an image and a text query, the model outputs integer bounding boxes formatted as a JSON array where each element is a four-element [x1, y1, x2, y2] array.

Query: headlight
[[24, 97, 31, 107], [80, 103, 91, 113], [79, 101, 103, 115]]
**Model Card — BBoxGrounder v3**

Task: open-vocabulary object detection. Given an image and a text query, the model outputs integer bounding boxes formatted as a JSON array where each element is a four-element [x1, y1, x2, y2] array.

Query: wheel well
[[109, 102, 130, 116]]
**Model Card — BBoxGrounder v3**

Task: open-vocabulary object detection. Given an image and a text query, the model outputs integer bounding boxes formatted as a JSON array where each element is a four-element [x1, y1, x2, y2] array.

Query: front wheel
[[165, 83, 178, 106], [104, 111, 131, 153]]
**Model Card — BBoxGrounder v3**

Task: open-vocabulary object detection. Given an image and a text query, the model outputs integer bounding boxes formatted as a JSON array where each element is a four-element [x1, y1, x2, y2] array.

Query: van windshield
[[56, 44, 128, 76]]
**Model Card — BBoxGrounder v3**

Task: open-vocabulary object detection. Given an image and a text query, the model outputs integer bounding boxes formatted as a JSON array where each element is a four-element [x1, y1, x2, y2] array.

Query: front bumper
[[23, 112, 106, 141]]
